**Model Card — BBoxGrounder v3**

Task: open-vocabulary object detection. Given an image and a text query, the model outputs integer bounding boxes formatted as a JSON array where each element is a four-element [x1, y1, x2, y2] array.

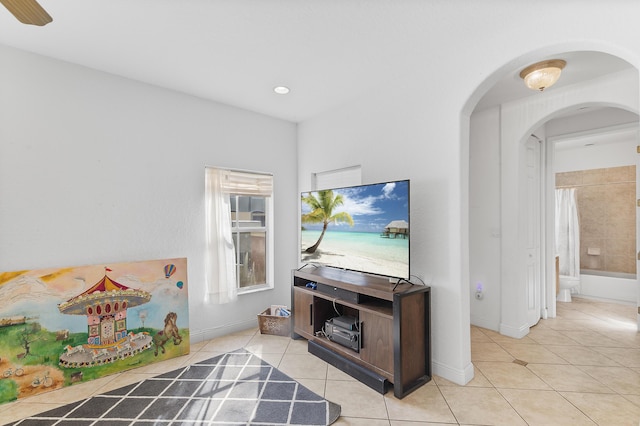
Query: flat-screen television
[[300, 179, 410, 280]]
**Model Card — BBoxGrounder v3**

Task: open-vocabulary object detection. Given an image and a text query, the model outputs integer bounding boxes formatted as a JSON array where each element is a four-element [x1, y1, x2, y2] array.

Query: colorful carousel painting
[[0, 258, 189, 405], [57, 270, 154, 368]]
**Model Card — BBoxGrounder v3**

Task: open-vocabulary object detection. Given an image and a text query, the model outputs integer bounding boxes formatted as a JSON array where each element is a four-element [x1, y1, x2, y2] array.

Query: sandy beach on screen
[[301, 234, 408, 278]]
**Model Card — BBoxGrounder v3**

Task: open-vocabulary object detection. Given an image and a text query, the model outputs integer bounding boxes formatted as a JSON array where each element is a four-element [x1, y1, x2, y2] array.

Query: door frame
[[546, 122, 639, 323], [525, 134, 544, 326]]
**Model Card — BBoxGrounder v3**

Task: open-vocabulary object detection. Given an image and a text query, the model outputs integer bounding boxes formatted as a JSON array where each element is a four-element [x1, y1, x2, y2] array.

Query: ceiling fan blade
[[0, 0, 52, 26]]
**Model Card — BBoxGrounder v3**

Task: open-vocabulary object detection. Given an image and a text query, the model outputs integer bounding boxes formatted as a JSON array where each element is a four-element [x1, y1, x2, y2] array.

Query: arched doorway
[[463, 49, 639, 349]]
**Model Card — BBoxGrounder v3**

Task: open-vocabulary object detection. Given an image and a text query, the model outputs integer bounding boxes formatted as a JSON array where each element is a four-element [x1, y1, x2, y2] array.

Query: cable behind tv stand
[[291, 266, 431, 399]]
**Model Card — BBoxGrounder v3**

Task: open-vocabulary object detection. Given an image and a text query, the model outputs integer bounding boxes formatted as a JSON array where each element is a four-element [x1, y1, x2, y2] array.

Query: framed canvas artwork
[[0, 258, 189, 404]]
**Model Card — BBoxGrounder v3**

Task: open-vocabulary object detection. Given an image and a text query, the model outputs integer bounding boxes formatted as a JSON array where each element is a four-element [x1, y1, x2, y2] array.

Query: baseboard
[[470, 315, 499, 331], [190, 317, 258, 344], [432, 359, 474, 385], [499, 321, 529, 339]]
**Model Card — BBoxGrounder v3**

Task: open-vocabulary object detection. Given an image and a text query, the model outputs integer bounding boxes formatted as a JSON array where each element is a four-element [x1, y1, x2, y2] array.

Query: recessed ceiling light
[[273, 86, 290, 95]]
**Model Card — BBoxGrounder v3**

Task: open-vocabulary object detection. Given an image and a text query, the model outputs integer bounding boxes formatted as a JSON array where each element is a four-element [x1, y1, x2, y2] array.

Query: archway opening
[[462, 48, 639, 384]]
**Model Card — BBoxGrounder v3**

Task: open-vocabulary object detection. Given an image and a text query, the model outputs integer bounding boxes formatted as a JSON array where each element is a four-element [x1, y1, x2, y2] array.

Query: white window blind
[[219, 169, 273, 196], [313, 165, 361, 190]]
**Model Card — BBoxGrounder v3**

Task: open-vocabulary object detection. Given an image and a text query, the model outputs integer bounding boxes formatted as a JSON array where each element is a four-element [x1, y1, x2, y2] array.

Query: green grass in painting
[[0, 322, 190, 403], [0, 379, 18, 402]]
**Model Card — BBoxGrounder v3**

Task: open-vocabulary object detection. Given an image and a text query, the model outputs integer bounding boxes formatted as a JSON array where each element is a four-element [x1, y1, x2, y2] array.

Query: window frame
[[229, 192, 274, 295]]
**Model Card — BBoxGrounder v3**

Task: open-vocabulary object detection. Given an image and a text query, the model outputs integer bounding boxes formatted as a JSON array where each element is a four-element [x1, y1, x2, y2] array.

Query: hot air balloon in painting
[[164, 264, 176, 279]]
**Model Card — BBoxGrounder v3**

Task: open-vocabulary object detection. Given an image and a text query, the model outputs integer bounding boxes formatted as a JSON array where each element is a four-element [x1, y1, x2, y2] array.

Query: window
[[205, 167, 273, 303], [230, 195, 268, 289]]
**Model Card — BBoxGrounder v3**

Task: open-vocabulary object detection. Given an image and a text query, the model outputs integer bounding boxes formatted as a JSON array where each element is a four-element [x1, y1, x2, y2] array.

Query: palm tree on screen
[[301, 190, 354, 253]]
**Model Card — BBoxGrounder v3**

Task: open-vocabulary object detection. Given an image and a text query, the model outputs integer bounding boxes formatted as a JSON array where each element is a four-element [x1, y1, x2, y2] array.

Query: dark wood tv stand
[[291, 266, 431, 398]]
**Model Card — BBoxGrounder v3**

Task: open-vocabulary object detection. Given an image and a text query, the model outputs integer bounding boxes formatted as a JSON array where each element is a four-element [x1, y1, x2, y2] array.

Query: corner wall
[[297, 78, 474, 385], [469, 107, 502, 330], [0, 45, 299, 342]]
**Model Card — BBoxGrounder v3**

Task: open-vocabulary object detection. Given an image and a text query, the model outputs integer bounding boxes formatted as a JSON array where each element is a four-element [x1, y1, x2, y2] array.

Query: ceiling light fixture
[[273, 86, 290, 95], [519, 59, 566, 92]]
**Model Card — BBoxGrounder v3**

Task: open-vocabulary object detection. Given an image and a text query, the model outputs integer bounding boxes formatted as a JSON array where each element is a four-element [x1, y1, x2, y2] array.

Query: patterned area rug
[[8, 349, 341, 425]]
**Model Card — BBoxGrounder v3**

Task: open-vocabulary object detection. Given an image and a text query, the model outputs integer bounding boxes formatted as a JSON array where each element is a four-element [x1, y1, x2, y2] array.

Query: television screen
[[300, 179, 410, 280]]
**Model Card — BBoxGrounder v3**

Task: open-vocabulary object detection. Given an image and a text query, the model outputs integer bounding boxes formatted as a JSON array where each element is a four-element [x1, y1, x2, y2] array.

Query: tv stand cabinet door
[[293, 287, 314, 338], [359, 311, 393, 375]]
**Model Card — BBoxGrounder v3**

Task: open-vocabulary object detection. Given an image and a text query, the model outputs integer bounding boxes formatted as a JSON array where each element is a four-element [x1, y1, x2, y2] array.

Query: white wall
[[0, 44, 298, 343], [555, 139, 637, 172], [298, 73, 476, 385], [469, 108, 502, 330], [554, 133, 637, 173]]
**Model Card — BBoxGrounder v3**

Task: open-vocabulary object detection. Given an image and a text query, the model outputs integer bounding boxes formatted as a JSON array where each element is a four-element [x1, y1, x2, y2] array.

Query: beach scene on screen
[[301, 180, 409, 279]]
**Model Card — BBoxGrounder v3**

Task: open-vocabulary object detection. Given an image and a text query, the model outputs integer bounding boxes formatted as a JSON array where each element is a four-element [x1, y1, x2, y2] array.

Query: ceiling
[[553, 124, 638, 151], [0, 2, 636, 123], [475, 51, 635, 112]]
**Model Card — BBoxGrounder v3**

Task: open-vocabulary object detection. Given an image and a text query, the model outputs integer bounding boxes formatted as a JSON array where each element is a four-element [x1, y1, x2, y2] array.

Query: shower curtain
[[555, 188, 580, 277]]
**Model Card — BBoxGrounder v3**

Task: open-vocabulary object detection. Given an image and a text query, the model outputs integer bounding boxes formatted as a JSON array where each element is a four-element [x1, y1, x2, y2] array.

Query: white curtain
[[205, 168, 237, 304], [555, 188, 580, 278]]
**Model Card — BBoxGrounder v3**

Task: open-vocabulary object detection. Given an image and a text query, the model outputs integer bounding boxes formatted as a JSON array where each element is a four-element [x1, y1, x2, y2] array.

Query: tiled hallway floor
[[2, 296, 640, 425]]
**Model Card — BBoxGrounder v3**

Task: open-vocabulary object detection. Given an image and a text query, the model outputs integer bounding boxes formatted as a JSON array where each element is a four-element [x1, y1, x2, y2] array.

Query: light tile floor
[[2, 296, 640, 425]]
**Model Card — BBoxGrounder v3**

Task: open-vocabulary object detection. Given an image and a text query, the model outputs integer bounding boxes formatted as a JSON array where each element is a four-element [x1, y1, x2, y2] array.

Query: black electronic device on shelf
[[325, 316, 359, 352], [315, 282, 361, 303]]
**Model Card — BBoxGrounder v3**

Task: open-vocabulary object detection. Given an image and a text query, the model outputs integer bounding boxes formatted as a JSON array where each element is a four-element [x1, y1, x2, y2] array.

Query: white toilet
[[557, 275, 580, 302]]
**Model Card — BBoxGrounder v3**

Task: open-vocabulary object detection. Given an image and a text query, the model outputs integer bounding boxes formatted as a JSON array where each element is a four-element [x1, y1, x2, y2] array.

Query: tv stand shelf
[[291, 266, 431, 399]]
